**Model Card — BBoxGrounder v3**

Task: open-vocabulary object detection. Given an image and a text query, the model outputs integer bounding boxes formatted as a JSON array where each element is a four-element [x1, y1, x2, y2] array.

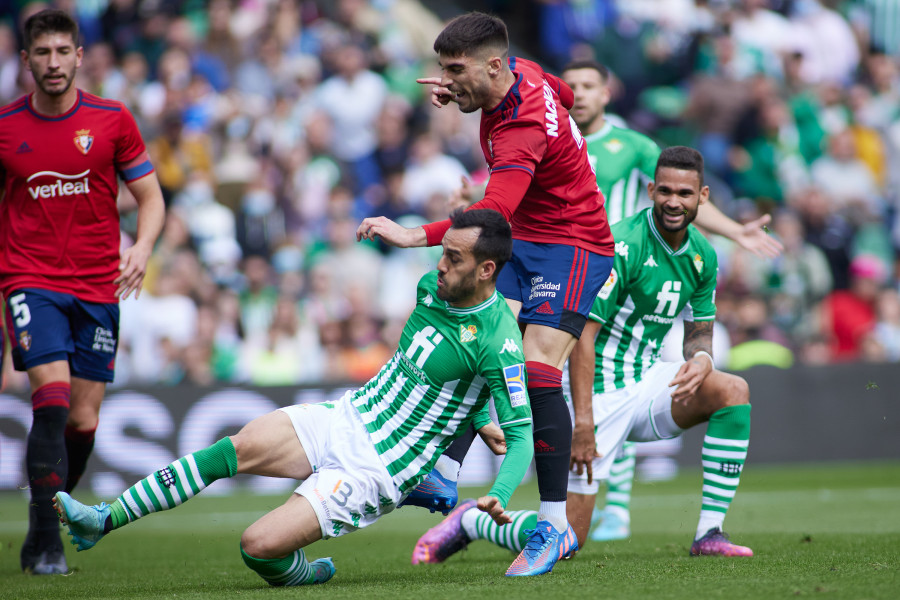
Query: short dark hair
[[23, 9, 79, 50], [655, 146, 705, 187], [434, 12, 508, 58], [449, 208, 512, 280], [561, 60, 609, 83]]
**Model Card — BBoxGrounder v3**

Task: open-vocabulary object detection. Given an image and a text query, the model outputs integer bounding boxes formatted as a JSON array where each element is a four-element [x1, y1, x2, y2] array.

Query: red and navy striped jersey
[[479, 57, 613, 256], [0, 90, 154, 303]]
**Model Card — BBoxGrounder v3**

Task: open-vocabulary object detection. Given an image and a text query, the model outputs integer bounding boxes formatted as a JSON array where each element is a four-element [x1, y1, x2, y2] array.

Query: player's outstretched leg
[[55, 437, 238, 551], [412, 498, 477, 564], [413, 502, 539, 565], [241, 547, 335, 586], [690, 403, 752, 557], [590, 442, 636, 542], [53, 492, 110, 550]]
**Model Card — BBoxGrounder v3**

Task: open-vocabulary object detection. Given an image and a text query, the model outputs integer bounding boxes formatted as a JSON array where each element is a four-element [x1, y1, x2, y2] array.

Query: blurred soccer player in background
[[0, 9, 165, 575]]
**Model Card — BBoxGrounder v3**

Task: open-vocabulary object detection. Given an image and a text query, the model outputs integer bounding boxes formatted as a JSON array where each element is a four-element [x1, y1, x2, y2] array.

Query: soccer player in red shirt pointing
[[0, 9, 165, 575], [357, 12, 613, 576]]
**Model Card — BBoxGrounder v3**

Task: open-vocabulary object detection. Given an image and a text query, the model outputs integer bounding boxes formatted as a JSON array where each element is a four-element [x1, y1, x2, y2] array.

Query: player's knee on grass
[[240, 528, 282, 560]]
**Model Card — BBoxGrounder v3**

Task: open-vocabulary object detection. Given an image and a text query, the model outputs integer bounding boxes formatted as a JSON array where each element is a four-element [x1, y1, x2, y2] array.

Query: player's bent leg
[[397, 469, 458, 514], [240, 494, 334, 586], [674, 371, 752, 557]]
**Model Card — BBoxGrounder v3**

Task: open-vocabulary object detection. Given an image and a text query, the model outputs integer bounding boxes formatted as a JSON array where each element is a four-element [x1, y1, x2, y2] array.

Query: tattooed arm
[[669, 320, 715, 403]]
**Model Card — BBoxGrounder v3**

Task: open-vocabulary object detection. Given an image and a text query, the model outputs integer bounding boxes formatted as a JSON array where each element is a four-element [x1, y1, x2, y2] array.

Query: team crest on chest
[[459, 324, 477, 343], [74, 129, 94, 155], [604, 138, 624, 153], [693, 254, 704, 274]]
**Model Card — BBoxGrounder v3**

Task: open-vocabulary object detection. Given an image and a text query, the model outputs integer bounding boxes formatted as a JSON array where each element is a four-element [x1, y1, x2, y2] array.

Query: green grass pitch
[[1, 461, 898, 600]]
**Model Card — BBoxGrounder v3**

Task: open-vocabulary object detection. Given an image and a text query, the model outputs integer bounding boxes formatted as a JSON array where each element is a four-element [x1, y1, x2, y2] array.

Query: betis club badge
[[74, 129, 94, 155]]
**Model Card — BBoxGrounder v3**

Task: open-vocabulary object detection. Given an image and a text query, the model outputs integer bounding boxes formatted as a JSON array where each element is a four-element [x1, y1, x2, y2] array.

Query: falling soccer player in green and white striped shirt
[[53, 209, 535, 587]]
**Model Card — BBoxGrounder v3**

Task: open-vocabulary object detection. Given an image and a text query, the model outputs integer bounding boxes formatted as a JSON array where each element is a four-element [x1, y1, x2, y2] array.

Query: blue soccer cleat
[[307, 557, 336, 584], [505, 520, 578, 576], [397, 469, 458, 515], [589, 508, 631, 542], [53, 492, 110, 551]]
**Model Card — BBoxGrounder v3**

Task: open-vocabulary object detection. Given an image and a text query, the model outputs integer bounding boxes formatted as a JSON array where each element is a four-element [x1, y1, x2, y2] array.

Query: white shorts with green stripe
[[280, 397, 402, 539], [568, 361, 685, 495]]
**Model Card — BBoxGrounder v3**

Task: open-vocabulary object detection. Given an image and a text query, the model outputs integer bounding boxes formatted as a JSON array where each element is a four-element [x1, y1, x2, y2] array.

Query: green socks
[[696, 404, 751, 538], [110, 437, 238, 529]]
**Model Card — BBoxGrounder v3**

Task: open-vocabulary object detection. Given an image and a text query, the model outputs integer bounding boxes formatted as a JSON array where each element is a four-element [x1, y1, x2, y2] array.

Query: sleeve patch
[[598, 267, 618, 300], [503, 363, 527, 408]]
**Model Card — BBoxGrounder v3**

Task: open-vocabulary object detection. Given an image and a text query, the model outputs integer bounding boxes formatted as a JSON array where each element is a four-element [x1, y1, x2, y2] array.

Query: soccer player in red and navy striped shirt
[[357, 12, 613, 577], [0, 9, 165, 575]]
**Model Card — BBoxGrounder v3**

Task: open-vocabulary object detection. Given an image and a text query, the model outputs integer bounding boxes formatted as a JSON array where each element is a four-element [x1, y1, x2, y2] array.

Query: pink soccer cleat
[[411, 498, 478, 564], [690, 528, 753, 557]]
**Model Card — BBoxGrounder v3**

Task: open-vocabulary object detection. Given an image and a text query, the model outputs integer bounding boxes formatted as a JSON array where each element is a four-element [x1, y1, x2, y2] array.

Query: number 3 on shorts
[[330, 481, 353, 507], [9, 293, 31, 327]]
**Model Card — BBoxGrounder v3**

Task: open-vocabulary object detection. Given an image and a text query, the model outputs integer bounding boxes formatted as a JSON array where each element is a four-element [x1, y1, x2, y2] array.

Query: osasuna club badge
[[74, 129, 94, 155], [19, 330, 31, 351]]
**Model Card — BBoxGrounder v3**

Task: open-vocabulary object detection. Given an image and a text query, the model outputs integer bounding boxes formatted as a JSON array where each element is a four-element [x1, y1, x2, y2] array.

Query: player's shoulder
[[78, 90, 126, 113], [610, 125, 659, 150], [611, 209, 651, 245], [0, 95, 29, 121], [416, 270, 439, 298]]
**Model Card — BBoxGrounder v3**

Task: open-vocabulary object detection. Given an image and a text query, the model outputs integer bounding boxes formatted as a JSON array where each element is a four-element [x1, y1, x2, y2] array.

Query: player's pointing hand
[[416, 77, 453, 108]]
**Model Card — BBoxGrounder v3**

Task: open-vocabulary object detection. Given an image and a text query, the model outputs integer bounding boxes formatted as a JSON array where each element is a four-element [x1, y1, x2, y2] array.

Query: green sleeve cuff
[[486, 421, 534, 507], [471, 403, 492, 431]]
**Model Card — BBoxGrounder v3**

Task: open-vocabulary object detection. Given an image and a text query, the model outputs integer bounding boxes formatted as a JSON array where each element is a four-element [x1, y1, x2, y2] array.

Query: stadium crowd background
[[1, 0, 899, 390]]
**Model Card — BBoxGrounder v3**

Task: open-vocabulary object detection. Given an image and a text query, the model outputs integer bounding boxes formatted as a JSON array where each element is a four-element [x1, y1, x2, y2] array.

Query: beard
[[653, 203, 698, 233], [436, 272, 478, 304], [36, 69, 76, 97]]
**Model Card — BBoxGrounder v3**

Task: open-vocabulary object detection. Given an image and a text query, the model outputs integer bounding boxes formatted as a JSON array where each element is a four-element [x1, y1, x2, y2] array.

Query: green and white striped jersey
[[590, 209, 718, 393], [350, 271, 532, 494], [586, 122, 661, 225]]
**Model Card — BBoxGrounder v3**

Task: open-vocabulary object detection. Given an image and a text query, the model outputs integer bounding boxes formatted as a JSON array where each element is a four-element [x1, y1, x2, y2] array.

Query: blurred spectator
[[243, 294, 324, 386], [810, 128, 883, 219], [726, 295, 795, 370], [400, 132, 468, 211], [862, 288, 900, 362], [819, 254, 888, 361]]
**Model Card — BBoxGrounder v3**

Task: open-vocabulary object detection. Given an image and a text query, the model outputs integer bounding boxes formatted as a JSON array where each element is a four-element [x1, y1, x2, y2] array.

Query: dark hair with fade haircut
[[449, 208, 512, 280], [23, 9, 79, 50], [655, 146, 705, 187], [561, 60, 609, 83], [434, 12, 508, 58]]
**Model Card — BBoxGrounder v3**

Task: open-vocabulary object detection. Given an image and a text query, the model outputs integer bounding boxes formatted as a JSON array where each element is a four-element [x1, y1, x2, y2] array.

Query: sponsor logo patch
[[503, 363, 527, 407]]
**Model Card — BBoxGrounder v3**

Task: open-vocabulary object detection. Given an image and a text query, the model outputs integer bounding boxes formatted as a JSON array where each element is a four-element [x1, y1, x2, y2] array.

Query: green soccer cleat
[[53, 492, 110, 551]]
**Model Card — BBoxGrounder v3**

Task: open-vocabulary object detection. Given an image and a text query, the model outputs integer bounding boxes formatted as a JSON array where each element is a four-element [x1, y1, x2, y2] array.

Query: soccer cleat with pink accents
[[411, 498, 477, 564], [690, 528, 753, 557], [505, 520, 578, 576]]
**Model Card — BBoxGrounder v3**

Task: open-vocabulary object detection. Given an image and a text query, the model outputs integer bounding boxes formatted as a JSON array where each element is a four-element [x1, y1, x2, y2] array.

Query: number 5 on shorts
[[9, 293, 31, 327]]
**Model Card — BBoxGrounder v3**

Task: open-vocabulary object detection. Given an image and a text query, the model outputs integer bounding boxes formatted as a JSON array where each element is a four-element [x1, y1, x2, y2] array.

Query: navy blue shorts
[[5, 288, 119, 382], [497, 241, 614, 338]]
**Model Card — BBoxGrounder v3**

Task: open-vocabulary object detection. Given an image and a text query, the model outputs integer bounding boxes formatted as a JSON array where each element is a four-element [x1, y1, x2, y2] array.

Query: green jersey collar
[[646, 208, 692, 256], [583, 120, 614, 144], [445, 289, 500, 315]]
